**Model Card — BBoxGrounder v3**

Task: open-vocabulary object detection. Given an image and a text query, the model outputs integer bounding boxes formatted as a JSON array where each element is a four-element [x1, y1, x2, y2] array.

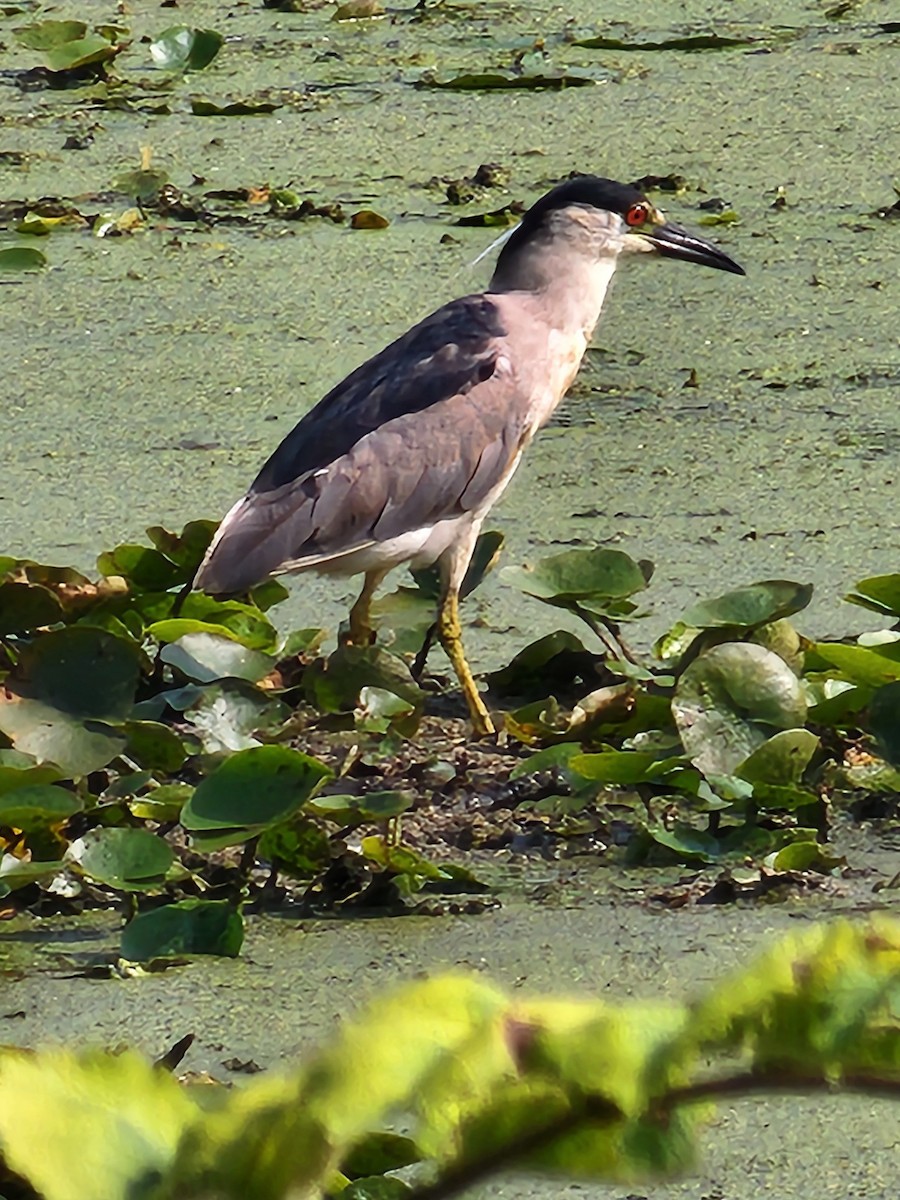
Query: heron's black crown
[[493, 175, 647, 276]]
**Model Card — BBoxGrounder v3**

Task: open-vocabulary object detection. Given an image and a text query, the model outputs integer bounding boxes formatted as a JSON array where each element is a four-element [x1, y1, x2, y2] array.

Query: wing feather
[[195, 296, 528, 595]]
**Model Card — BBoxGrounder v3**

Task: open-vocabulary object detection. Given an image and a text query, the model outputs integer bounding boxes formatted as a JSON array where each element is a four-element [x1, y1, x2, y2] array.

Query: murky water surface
[[1, 2, 899, 1193]]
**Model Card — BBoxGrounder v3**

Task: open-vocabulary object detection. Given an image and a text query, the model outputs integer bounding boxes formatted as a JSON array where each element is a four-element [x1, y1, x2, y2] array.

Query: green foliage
[[149, 26, 224, 72], [0, 920, 897, 1199], [1, 518, 900, 938]]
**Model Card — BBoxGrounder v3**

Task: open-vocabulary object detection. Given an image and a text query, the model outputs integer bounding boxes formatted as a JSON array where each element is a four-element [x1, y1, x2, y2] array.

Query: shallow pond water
[[1, 2, 900, 1194]]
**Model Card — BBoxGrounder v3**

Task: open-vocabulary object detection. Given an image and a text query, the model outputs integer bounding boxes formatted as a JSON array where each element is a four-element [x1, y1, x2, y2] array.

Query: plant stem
[[406, 1069, 900, 1200]]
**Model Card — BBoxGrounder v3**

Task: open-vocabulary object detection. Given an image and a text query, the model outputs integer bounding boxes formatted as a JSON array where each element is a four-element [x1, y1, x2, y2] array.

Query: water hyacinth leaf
[[0, 702, 126, 776], [342, 1132, 420, 1181], [96, 544, 183, 591], [420, 71, 594, 90], [130, 782, 194, 822], [569, 749, 663, 785], [0, 751, 64, 795], [145, 520, 217, 574], [509, 742, 584, 780], [673, 643, 807, 777], [0, 627, 139, 773], [160, 632, 275, 684], [813, 641, 900, 688], [121, 898, 244, 960], [0, 246, 47, 271], [736, 729, 819, 785], [152, 596, 278, 651], [764, 840, 845, 873], [642, 824, 720, 864], [503, 548, 649, 608], [1, 626, 140, 720], [0, 1049, 194, 1200], [576, 31, 756, 51], [249, 578, 290, 611], [181, 680, 289, 753], [75, 827, 175, 891], [191, 97, 281, 116], [122, 720, 186, 773], [0, 784, 81, 832], [257, 817, 331, 877], [43, 33, 121, 73], [149, 26, 224, 72], [844, 573, 900, 618], [181, 745, 332, 832], [305, 645, 423, 714], [305, 790, 414, 824], [681, 580, 813, 630], [14, 19, 87, 50], [0, 580, 63, 633]]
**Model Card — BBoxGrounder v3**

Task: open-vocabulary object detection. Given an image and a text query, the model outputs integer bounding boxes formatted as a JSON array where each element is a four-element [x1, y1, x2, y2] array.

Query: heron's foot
[[437, 594, 495, 738]]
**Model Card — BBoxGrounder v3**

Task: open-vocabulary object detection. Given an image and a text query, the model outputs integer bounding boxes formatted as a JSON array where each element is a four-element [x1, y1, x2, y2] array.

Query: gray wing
[[195, 307, 528, 595]]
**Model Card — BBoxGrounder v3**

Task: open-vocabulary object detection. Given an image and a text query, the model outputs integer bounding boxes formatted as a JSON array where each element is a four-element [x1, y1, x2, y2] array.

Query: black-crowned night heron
[[195, 175, 744, 736]]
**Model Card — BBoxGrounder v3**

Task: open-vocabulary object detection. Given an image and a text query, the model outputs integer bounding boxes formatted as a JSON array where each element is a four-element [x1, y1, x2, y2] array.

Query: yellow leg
[[345, 569, 386, 646], [437, 586, 494, 737]]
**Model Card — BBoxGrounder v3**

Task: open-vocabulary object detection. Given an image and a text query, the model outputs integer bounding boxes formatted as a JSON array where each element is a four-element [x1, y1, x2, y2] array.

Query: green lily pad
[[149, 26, 224, 72], [0, 751, 64, 795], [0, 627, 139, 774], [75, 827, 174, 891], [419, 71, 594, 91], [42, 33, 120, 73], [568, 749, 664, 785], [813, 641, 900, 688], [122, 720, 187, 773], [190, 97, 281, 116], [257, 817, 331, 878], [181, 745, 332, 833], [96, 544, 183, 591], [304, 645, 423, 715], [673, 643, 807, 777], [0, 246, 46, 272], [576, 31, 757, 52], [736, 729, 819, 786], [0, 784, 82, 832], [0, 580, 63, 633], [503, 548, 650, 609], [763, 840, 845, 873], [305, 791, 414, 824], [121, 898, 244, 960], [159, 632, 274, 684], [15, 19, 87, 50], [144, 521, 216, 574], [655, 581, 812, 661], [844, 573, 900, 618], [638, 823, 720, 864]]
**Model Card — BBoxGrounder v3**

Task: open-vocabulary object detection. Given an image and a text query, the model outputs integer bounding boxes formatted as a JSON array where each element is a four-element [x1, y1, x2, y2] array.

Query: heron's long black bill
[[638, 222, 745, 275]]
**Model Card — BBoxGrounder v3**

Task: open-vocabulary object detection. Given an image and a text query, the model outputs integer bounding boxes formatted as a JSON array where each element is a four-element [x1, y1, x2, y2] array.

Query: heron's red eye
[[625, 203, 649, 227]]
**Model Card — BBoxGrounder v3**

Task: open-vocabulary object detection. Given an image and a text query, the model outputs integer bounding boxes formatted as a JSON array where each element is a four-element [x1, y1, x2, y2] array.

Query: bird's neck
[[488, 250, 619, 341]]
